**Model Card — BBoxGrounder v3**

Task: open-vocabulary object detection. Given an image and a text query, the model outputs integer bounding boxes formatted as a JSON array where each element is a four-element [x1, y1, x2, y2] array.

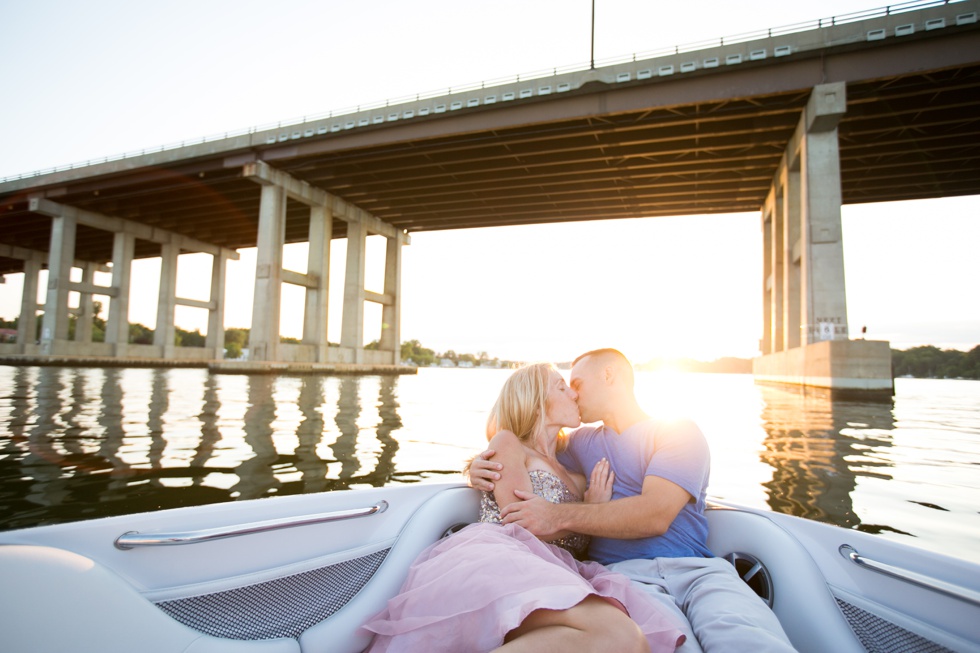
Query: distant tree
[[892, 346, 979, 379], [176, 328, 206, 348], [401, 339, 436, 366], [129, 323, 154, 344]]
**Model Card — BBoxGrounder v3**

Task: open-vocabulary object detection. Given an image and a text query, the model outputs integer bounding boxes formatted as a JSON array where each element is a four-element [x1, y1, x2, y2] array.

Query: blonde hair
[[486, 363, 567, 452]]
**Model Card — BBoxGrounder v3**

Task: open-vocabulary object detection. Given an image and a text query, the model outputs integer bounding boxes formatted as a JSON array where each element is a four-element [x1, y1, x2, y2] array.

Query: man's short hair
[[573, 348, 630, 367], [573, 348, 635, 387]]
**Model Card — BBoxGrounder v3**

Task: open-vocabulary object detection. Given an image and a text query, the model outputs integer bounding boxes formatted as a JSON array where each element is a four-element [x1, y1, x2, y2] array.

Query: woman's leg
[[492, 595, 650, 653]]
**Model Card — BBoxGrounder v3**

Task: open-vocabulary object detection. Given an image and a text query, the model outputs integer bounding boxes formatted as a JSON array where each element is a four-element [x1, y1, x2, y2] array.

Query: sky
[[0, 0, 977, 363]]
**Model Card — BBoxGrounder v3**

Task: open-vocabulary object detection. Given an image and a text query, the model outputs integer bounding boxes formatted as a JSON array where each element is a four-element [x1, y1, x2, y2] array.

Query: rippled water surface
[[1, 366, 977, 563]]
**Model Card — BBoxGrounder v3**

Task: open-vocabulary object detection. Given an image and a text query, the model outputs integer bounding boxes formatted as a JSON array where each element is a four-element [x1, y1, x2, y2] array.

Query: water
[[0, 366, 977, 564]]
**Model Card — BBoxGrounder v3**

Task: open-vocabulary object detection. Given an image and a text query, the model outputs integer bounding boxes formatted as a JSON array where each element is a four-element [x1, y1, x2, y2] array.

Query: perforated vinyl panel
[[835, 598, 954, 653], [155, 548, 389, 640]]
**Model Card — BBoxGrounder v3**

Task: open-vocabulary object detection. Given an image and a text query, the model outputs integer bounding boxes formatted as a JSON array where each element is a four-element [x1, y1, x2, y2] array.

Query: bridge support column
[[73, 262, 98, 343], [303, 204, 332, 362], [39, 212, 76, 355], [754, 83, 892, 397], [153, 240, 179, 358], [379, 234, 402, 360], [207, 251, 231, 360], [106, 232, 134, 357], [340, 218, 367, 364], [243, 161, 409, 367], [249, 183, 285, 362], [24, 198, 237, 360], [17, 255, 43, 353]]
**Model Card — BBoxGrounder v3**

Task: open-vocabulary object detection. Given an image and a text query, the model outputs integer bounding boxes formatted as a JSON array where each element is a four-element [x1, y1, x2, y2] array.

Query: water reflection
[[0, 368, 407, 530], [758, 384, 899, 533]]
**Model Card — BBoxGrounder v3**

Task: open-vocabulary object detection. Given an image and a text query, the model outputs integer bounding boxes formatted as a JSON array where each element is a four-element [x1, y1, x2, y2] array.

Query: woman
[[360, 363, 685, 652]]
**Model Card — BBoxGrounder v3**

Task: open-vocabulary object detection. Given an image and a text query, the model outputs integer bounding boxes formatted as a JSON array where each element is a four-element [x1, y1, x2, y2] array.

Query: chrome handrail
[[114, 500, 388, 550], [839, 544, 980, 607]]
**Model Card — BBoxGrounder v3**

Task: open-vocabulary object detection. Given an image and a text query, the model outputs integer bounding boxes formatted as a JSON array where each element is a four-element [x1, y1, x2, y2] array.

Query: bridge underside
[[0, 3, 977, 375]]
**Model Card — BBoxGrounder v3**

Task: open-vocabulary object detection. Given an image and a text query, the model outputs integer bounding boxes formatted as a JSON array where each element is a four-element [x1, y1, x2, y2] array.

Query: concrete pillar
[[341, 217, 367, 363], [782, 167, 802, 350], [753, 83, 889, 396], [761, 203, 773, 355], [304, 203, 332, 362], [799, 83, 849, 344], [206, 252, 229, 359], [379, 234, 402, 362], [771, 187, 785, 353], [73, 262, 97, 343], [153, 240, 179, 357], [40, 213, 77, 354], [106, 232, 135, 356], [249, 183, 286, 361], [17, 257, 42, 351]]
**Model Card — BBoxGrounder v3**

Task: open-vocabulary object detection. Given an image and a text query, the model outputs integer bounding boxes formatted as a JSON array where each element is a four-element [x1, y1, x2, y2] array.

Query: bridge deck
[[1, 2, 978, 274]]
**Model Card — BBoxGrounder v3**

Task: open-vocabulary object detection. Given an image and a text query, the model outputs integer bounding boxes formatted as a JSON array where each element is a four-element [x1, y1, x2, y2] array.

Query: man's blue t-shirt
[[557, 419, 712, 564]]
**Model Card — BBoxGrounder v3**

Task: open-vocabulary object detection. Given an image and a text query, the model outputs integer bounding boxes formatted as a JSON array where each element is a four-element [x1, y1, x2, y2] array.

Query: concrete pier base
[[753, 339, 893, 399]]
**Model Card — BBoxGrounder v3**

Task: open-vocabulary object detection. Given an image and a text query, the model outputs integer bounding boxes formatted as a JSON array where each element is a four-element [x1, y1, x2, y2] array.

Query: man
[[469, 348, 796, 652]]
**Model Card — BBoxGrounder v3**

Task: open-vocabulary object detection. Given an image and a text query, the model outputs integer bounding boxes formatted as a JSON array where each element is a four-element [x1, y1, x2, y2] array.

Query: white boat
[[2, 481, 978, 652]]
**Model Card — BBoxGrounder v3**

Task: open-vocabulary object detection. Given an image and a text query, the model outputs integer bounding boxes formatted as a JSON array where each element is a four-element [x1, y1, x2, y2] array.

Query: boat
[[2, 480, 978, 652]]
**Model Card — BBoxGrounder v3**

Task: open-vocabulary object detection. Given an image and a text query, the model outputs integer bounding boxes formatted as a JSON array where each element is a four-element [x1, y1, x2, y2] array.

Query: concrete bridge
[[1, 0, 978, 388]]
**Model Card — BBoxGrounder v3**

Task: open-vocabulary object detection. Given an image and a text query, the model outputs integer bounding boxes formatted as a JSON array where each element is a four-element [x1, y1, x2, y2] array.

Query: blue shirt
[[557, 418, 712, 564]]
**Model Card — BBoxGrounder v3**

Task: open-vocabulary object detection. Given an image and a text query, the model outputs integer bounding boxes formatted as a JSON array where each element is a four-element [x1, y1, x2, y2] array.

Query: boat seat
[[299, 486, 481, 653], [0, 544, 299, 653], [705, 508, 864, 653]]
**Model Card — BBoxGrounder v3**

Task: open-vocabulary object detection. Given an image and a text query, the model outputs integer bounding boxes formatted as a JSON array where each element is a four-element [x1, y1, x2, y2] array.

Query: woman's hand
[[584, 458, 614, 504], [464, 449, 502, 492]]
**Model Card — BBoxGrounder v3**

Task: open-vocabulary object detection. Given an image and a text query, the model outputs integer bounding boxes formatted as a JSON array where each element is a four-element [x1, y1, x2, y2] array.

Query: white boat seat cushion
[[299, 486, 481, 653], [0, 544, 300, 653]]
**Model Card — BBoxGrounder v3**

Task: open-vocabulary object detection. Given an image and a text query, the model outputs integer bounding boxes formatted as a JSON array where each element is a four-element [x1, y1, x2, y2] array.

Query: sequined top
[[480, 469, 591, 559]]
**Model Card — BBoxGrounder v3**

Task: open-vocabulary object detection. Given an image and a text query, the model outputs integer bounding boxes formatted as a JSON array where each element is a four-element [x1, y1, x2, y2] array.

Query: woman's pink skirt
[[361, 522, 685, 652]]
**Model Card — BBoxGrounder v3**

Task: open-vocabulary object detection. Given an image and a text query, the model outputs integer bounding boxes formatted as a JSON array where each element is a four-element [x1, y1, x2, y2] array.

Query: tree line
[[891, 345, 980, 380], [2, 310, 977, 378]]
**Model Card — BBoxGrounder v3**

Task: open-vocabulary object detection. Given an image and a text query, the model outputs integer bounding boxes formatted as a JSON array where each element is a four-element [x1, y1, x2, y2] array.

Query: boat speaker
[[723, 551, 774, 607]]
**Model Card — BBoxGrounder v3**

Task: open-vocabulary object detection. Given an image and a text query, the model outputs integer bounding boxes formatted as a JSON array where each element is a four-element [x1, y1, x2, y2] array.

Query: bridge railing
[[1, 0, 969, 184]]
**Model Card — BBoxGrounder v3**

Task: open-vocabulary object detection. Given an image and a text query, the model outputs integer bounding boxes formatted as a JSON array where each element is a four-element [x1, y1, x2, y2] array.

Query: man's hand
[[584, 457, 614, 504], [499, 489, 563, 539], [465, 449, 502, 492]]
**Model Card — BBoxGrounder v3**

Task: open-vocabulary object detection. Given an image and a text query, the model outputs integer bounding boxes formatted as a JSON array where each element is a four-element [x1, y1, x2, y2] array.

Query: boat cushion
[[299, 486, 481, 653], [0, 544, 300, 653]]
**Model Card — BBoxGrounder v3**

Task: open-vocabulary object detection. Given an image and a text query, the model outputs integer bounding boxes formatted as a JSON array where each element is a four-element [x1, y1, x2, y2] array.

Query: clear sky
[[1, 0, 977, 363]]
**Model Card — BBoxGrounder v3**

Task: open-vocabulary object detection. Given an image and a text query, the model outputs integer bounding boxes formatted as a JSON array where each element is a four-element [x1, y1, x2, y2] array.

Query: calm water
[[0, 366, 977, 564]]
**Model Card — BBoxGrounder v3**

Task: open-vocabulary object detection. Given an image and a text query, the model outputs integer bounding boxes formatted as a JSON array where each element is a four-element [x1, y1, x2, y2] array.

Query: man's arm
[[500, 474, 690, 540]]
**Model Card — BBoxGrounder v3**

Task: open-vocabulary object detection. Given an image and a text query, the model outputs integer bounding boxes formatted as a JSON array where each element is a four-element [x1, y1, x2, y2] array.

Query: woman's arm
[[484, 431, 532, 512]]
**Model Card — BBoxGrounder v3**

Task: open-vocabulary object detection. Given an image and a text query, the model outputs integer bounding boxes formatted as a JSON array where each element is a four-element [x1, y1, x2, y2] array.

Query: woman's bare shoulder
[[487, 430, 526, 458]]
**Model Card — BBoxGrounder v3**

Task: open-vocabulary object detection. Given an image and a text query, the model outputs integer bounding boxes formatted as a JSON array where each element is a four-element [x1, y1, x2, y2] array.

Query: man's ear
[[603, 364, 615, 384]]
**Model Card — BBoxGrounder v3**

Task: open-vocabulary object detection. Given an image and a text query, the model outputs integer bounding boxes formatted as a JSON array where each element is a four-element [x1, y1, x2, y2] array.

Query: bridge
[[1, 0, 978, 389]]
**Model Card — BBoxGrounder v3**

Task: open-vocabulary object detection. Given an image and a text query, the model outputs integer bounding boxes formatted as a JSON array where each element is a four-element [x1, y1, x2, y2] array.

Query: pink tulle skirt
[[360, 523, 685, 652]]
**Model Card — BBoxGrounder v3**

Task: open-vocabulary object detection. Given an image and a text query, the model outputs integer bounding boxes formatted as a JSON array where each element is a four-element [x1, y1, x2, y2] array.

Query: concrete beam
[[243, 161, 410, 244], [0, 243, 109, 273], [28, 198, 240, 260], [68, 280, 118, 298], [175, 297, 217, 311], [243, 160, 328, 206], [282, 269, 319, 289], [364, 290, 394, 306]]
